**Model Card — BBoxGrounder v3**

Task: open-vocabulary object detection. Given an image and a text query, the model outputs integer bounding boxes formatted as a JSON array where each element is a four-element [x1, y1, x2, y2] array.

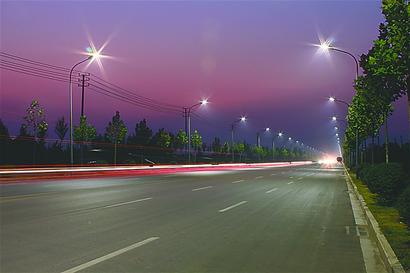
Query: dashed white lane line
[[192, 186, 213, 191], [60, 237, 160, 273], [270, 173, 277, 176], [289, 176, 293, 179], [219, 201, 248, 213], [232, 180, 245, 184], [266, 188, 278, 193], [102, 198, 152, 209], [255, 176, 264, 179], [287, 181, 294, 185], [297, 177, 303, 180]]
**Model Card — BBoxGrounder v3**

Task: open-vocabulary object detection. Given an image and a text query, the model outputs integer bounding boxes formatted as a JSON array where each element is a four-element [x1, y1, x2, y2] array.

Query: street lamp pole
[[330, 96, 359, 167], [185, 99, 208, 164], [323, 43, 360, 167], [230, 116, 246, 162], [69, 56, 91, 166]]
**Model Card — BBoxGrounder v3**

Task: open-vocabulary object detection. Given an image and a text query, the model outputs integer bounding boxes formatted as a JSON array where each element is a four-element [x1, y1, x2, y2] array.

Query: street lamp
[[231, 116, 247, 162], [320, 41, 360, 166], [332, 116, 337, 121], [184, 99, 208, 163], [68, 44, 108, 166], [256, 127, 270, 147], [68, 54, 93, 166]]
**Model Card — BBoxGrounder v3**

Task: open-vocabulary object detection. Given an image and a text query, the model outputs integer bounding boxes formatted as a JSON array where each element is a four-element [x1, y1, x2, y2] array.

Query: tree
[[129, 119, 152, 146], [55, 116, 68, 148], [23, 100, 48, 163], [105, 111, 128, 165], [152, 128, 171, 149], [0, 119, 10, 164], [191, 129, 202, 162], [234, 143, 245, 162], [74, 116, 97, 164], [175, 129, 188, 149], [212, 137, 222, 153]]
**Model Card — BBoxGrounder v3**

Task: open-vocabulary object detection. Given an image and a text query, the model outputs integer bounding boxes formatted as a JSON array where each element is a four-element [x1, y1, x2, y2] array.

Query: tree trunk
[[384, 113, 389, 164], [114, 142, 117, 166], [371, 135, 375, 165]]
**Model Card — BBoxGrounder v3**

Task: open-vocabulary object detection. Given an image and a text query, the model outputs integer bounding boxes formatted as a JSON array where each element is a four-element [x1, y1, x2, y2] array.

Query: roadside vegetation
[[350, 170, 410, 270], [341, 1, 410, 269], [0, 103, 314, 166]]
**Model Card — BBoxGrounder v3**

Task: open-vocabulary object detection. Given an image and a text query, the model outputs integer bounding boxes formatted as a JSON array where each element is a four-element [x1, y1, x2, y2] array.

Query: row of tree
[[0, 100, 314, 165], [343, 0, 409, 167]]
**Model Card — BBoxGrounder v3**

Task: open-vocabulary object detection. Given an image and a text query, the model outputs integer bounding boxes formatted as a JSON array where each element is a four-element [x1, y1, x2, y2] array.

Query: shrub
[[360, 163, 405, 205], [397, 185, 410, 225]]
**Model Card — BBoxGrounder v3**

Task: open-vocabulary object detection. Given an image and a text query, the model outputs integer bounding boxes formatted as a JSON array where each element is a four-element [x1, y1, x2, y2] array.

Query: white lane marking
[[287, 181, 294, 185], [266, 188, 278, 193], [345, 226, 350, 235], [297, 177, 303, 180], [232, 180, 244, 184], [60, 237, 159, 273], [192, 186, 213, 191], [219, 201, 248, 213], [270, 173, 277, 176], [255, 176, 263, 179], [102, 198, 152, 209], [355, 226, 361, 236], [289, 176, 293, 178]]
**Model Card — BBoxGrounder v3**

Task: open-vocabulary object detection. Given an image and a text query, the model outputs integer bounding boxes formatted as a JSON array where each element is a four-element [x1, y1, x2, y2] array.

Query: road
[[0, 164, 386, 273]]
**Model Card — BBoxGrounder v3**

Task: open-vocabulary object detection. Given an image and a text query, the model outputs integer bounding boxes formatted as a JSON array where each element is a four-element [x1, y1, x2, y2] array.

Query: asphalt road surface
[[0, 164, 386, 273]]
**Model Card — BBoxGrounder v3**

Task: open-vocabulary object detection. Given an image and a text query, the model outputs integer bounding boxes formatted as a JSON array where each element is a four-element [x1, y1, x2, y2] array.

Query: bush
[[360, 163, 406, 205], [397, 185, 410, 225]]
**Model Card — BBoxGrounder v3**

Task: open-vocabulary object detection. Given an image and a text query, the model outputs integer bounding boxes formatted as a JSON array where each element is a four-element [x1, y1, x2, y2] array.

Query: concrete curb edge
[[344, 167, 406, 273]]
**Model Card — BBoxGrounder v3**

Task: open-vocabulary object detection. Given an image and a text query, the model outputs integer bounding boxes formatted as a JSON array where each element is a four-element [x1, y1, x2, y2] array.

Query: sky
[[0, 0, 408, 155]]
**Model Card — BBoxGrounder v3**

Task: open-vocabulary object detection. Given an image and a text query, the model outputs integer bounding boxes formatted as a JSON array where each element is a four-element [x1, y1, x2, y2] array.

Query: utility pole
[[78, 73, 90, 118]]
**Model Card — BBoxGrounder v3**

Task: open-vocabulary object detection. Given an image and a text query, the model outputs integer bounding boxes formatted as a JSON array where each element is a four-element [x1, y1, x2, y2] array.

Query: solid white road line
[[232, 180, 244, 184], [287, 181, 294, 185], [266, 188, 278, 193], [192, 186, 213, 191], [255, 176, 263, 179], [219, 201, 248, 213], [102, 198, 152, 209], [60, 237, 159, 273]]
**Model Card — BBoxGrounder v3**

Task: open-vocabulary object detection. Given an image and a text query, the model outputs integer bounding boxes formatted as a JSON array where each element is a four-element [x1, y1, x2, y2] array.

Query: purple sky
[[1, 1, 408, 155]]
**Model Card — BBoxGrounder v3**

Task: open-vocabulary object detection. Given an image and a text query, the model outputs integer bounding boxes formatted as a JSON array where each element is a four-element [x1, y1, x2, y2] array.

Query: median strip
[[192, 186, 213, 191], [60, 237, 159, 273], [219, 201, 248, 213]]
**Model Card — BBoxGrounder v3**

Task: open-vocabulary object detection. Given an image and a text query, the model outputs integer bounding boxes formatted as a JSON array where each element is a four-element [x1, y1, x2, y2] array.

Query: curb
[[344, 168, 406, 273]]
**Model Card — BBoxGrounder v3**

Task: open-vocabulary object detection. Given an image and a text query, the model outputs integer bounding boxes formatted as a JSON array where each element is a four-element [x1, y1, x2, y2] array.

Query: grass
[[349, 171, 410, 270]]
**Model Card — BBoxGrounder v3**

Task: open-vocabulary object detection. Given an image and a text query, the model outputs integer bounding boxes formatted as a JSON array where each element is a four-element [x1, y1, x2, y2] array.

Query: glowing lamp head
[[288, 137, 292, 141], [200, 99, 208, 105], [334, 126, 338, 130], [278, 132, 283, 137], [265, 127, 270, 132], [320, 42, 331, 51], [240, 116, 246, 122], [336, 133, 339, 136], [332, 116, 337, 121], [296, 140, 299, 143], [329, 96, 335, 102]]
